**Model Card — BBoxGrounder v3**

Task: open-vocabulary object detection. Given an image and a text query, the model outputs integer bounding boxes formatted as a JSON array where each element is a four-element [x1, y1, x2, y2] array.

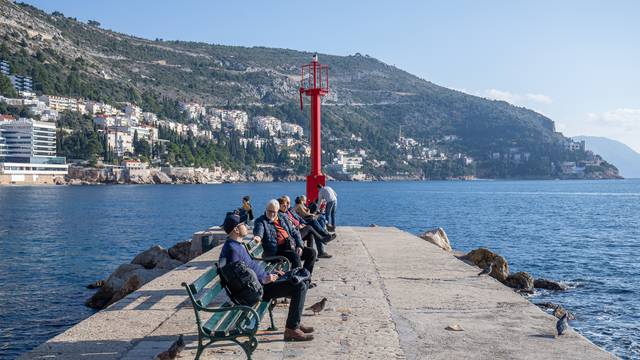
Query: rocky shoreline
[[46, 166, 623, 186]]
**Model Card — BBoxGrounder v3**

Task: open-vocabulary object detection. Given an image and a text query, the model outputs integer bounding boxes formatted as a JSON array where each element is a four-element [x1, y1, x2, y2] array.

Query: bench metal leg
[[232, 336, 258, 360], [268, 299, 278, 331], [195, 335, 205, 360]]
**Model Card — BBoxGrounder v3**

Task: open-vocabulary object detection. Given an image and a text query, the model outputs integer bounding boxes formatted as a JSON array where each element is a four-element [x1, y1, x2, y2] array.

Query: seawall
[[19, 226, 616, 359]]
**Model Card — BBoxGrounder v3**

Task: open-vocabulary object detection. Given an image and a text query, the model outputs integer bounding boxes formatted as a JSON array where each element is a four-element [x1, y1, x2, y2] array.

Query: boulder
[[419, 227, 452, 252], [152, 170, 172, 184], [168, 240, 193, 263], [459, 248, 509, 282], [155, 257, 184, 270], [534, 278, 567, 291], [504, 271, 534, 290], [85, 263, 167, 309], [131, 245, 172, 269]]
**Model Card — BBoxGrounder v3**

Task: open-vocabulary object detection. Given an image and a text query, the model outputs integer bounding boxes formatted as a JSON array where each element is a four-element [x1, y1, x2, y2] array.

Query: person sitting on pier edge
[[278, 196, 333, 259], [317, 184, 337, 231], [254, 199, 317, 278], [294, 195, 332, 237], [219, 212, 314, 341], [238, 195, 254, 226]]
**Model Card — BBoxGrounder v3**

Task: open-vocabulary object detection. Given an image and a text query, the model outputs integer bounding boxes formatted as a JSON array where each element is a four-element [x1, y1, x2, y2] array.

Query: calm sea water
[[0, 180, 639, 359]]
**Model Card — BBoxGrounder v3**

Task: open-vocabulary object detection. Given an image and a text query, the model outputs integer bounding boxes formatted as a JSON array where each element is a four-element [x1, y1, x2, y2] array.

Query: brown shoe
[[284, 327, 314, 341], [298, 324, 315, 333], [318, 252, 333, 259]]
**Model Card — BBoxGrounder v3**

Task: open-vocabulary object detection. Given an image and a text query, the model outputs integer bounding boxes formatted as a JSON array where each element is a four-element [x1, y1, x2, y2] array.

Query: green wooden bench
[[182, 239, 290, 359]]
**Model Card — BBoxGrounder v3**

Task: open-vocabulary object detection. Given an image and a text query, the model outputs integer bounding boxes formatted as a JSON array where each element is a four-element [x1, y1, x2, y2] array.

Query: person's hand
[[296, 247, 303, 257], [276, 270, 285, 276], [299, 224, 306, 229], [253, 235, 261, 244], [265, 273, 278, 284]]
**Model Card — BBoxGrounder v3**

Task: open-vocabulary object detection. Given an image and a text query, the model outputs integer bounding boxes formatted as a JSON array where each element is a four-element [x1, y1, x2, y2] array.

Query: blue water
[[0, 180, 639, 359]]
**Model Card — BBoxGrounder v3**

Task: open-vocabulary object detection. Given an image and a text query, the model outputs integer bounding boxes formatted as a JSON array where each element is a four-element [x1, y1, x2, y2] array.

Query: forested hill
[[0, 1, 620, 179]]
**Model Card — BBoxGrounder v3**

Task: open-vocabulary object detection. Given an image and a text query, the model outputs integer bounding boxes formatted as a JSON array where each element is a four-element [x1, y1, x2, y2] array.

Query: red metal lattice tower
[[299, 54, 329, 204]]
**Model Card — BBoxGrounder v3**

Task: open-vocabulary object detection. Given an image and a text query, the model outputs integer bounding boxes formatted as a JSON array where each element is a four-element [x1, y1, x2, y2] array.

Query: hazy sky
[[23, 0, 640, 152]]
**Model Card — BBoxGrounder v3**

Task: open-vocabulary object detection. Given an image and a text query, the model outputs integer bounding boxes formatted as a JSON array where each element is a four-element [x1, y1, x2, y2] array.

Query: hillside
[[0, 1, 620, 179], [574, 136, 640, 178]]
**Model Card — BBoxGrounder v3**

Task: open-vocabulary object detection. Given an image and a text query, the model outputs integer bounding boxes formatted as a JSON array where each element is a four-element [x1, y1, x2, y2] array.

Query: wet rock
[[131, 245, 171, 269], [168, 240, 193, 263], [419, 227, 452, 252], [458, 248, 509, 282], [534, 278, 567, 291], [504, 271, 534, 290]]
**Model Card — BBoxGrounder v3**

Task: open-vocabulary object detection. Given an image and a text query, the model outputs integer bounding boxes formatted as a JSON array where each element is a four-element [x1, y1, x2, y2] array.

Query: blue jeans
[[325, 201, 336, 227]]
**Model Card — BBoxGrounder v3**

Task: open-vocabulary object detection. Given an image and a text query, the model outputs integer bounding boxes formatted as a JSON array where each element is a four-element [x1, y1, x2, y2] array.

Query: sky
[[22, 0, 640, 152]]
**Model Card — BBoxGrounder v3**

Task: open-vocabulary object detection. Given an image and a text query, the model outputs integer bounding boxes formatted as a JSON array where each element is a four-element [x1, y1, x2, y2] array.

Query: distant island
[[0, 1, 620, 184]]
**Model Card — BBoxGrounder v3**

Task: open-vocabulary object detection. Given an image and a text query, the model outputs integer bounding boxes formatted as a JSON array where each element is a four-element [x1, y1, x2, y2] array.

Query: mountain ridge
[[0, 1, 620, 179]]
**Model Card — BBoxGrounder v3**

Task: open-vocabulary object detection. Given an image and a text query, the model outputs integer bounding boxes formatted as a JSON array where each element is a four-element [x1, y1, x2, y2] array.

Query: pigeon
[[154, 334, 185, 360], [556, 313, 569, 336], [306, 298, 327, 315], [478, 262, 494, 276]]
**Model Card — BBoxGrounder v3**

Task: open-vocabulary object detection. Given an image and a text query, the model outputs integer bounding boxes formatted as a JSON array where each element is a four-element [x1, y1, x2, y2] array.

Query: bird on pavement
[[306, 298, 327, 315], [556, 313, 569, 337], [478, 262, 494, 276], [154, 334, 185, 360]]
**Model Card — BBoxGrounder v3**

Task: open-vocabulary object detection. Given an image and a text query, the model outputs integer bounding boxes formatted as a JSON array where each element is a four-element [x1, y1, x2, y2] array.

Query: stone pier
[[20, 227, 616, 359]]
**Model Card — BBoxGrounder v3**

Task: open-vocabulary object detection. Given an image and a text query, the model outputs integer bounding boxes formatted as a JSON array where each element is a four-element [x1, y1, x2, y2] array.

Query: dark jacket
[[219, 238, 270, 284], [253, 212, 303, 256]]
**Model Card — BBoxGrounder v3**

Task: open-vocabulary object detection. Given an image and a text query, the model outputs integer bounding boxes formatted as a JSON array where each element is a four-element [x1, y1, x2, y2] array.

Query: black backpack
[[217, 261, 263, 306]]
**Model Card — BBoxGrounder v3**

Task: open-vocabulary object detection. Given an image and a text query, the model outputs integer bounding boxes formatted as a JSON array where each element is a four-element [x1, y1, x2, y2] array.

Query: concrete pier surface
[[20, 227, 615, 359]]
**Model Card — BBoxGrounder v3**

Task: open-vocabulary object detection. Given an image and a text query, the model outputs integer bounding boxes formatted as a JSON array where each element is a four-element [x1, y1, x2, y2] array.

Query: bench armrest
[[252, 255, 291, 269]]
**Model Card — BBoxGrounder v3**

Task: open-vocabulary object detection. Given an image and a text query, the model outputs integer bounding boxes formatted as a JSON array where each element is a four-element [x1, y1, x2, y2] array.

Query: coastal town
[[0, 55, 613, 185]]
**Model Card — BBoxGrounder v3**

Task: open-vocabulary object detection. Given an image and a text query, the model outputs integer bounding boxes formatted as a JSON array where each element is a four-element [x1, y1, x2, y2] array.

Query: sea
[[0, 180, 638, 359]]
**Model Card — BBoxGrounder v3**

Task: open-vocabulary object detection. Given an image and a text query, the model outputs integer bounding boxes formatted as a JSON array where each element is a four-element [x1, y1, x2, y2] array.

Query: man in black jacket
[[253, 199, 317, 276]]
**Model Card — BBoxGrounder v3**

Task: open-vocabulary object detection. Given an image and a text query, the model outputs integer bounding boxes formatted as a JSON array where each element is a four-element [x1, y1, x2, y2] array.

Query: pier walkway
[[20, 227, 614, 359]]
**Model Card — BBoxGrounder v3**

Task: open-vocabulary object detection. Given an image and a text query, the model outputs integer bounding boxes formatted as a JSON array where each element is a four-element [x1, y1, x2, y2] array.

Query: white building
[[0, 118, 68, 184], [39, 95, 81, 113], [180, 102, 206, 119], [332, 152, 363, 172], [281, 122, 304, 137], [205, 114, 222, 131], [142, 112, 158, 125], [107, 130, 133, 157], [124, 103, 142, 121], [210, 108, 249, 133], [253, 116, 282, 136]]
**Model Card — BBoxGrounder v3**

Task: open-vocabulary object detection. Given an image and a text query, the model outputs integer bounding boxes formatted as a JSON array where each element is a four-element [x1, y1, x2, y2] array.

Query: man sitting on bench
[[220, 212, 314, 341], [253, 200, 317, 279]]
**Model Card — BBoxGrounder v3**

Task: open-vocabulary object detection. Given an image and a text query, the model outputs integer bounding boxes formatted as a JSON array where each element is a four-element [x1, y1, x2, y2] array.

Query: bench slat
[[189, 267, 219, 294], [195, 283, 224, 308]]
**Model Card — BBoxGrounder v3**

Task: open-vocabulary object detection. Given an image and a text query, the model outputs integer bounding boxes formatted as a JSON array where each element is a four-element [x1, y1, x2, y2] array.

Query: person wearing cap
[[219, 212, 314, 341], [253, 199, 317, 277]]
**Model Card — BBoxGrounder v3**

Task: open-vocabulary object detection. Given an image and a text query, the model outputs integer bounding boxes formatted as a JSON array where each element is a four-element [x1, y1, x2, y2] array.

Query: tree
[[87, 20, 101, 27], [0, 75, 17, 98]]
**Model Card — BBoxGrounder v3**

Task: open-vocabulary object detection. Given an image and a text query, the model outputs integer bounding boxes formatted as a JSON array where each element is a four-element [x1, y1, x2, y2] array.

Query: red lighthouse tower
[[300, 54, 329, 203]]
